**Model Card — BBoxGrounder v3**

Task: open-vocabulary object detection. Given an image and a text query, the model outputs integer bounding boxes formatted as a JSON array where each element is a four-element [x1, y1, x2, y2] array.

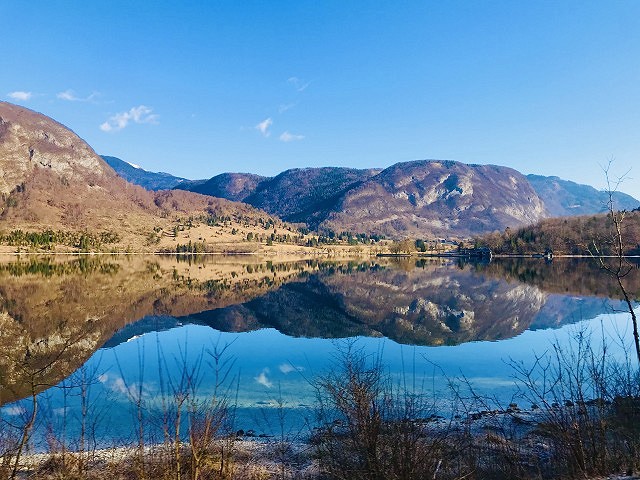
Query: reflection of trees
[[0, 256, 120, 277], [472, 258, 640, 301], [2, 255, 635, 406]]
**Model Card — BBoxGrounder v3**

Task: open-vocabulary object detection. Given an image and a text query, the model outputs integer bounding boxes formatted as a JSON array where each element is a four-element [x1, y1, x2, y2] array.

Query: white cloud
[[57, 89, 99, 102], [100, 105, 158, 132], [255, 117, 273, 137], [287, 77, 310, 92], [7, 91, 32, 101], [279, 131, 305, 142], [254, 368, 273, 388]]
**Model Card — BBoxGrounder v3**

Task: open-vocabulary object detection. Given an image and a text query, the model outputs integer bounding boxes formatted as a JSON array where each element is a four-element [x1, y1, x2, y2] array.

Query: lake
[[0, 254, 638, 449]]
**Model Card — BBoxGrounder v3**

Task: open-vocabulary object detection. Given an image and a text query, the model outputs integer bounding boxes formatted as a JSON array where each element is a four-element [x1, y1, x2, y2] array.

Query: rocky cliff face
[[0, 102, 115, 195], [0, 101, 158, 232], [321, 160, 548, 237]]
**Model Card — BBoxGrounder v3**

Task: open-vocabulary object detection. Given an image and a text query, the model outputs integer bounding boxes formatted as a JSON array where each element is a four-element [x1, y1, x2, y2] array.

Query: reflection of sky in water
[[3, 307, 638, 448]]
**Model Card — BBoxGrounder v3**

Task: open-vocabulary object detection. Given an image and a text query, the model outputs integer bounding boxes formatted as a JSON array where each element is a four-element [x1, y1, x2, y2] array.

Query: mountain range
[[105, 155, 639, 237], [1, 101, 637, 246]]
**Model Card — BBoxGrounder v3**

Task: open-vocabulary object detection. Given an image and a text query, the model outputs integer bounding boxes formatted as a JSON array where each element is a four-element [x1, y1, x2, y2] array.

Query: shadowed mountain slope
[[102, 155, 188, 190], [178, 172, 266, 202], [244, 167, 381, 223]]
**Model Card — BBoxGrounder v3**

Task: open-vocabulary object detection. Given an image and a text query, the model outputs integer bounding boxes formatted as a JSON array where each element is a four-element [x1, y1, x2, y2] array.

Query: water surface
[[0, 255, 638, 447]]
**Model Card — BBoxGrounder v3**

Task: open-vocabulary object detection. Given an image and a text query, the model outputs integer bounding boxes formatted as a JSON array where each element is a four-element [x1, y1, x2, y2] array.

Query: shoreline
[[14, 405, 640, 479]]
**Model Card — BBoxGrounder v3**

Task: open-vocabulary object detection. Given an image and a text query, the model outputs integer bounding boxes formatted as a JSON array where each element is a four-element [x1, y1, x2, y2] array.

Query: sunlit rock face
[[0, 101, 114, 196], [320, 160, 548, 238], [0, 102, 276, 247]]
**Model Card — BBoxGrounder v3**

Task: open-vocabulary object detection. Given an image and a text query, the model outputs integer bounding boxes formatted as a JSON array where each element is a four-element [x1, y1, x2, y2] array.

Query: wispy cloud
[[100, 105, 158, 132], [57, 89, 99, 102], [7, 91, 32, 101], [278, 103, 296, 114], [254, 368, 273, 388], [279, 131, 305, 142], [287, 77, 310, 92], [255, 117, 273, 137]]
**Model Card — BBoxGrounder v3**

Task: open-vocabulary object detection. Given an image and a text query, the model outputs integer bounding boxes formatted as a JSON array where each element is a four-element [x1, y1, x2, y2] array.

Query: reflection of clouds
[[53, 407, 68, 416], [112, 377, 128, 394], [279, 363, 304, 374], [464, 377, 515, 388], [3, 405, 26, 416], [100, 373, 148, 399], [254, 368, 273, 388]]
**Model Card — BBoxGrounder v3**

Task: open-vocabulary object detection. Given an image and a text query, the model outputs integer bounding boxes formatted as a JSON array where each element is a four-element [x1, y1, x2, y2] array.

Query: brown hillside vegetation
[[476, 210, 640, 256], [0, 102, 327, 253]]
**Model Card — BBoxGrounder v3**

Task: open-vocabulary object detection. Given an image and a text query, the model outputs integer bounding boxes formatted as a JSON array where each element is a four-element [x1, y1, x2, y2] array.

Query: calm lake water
[[0, 255, 638, 448]]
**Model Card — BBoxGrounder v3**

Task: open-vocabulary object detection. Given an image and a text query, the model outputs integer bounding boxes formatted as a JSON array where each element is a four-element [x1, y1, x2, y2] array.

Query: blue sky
[[2, 1, 639, 198]]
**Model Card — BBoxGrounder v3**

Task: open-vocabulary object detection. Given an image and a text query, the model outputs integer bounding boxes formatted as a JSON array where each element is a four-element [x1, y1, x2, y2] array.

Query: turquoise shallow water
[[5, 306, 636, 449]]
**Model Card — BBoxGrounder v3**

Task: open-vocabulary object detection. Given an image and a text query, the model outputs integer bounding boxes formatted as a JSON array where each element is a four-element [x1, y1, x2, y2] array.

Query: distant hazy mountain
[[526, 174, 639, 216], [101, 155, 188, 190]]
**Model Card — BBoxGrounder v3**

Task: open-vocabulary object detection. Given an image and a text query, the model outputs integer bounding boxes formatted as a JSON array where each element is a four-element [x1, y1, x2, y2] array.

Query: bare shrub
[[509, 326, 640, 478], [312, 343, 458, 480]]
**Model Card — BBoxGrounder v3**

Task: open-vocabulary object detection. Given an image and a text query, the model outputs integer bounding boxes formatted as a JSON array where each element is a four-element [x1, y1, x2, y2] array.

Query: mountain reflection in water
[[0, 255, 638, 408], [109, 257, 639, 348]]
